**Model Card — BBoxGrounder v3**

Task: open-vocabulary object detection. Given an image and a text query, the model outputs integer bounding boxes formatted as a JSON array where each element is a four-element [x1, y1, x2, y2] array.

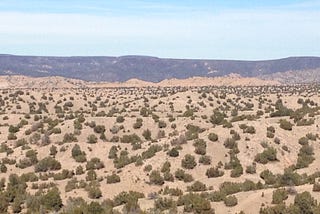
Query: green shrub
[[158, 120, 167, 128], [113, 191, 144, 207], [230, 164, 243, 178], [167, 147, 179, 157], [71, 144, 86, 162], [224, 195, 238, 207], [49, 145, 58, 156], [163, 187, 183, 196], [170, 135, 187, 145], [163, 172, 174, 182], [93, 125, 105, 134], [161, 161, 171, 173], [15, 138, 27, 148], [267, 126, 275, 133], [0, 163, 7, 173], [177, 193, 213, 213], [298, 137, 309, 145], [86, 157, 105, 170], [142, 129, 152, 140], [65, 178, 78, 192], [41, 187, 63, 211], [187, 181, 207, 192], [210, 111, 226, 125], [272, 188, 288, 204], [206, 167, 224, 178], [219, 182, 242, 195], [199, 155, 211, 165], [295, 145, 314, 169], [116, 116, 125, 123], [245, 165, 256, 174], [35, 157, 61, 172], [255, 147, 277, 164], [181, 154, 197, 169], [8, 133, 17, 140], [142, 144, 162, 159], [279, 119, 293, 131], [63, 133, 78, 143], [107, 174, 121, 184], [193, 139, 207, 155], [208, 133, 218, 142], [149, 170, 164, 185], [121, 134, 141, 144], [86, 182, 102, 199], [108, 145, 118, 159], [154, 197, 176, 211], [53, 169, 74, 180], [87, 134, 98, 144], [260, 169, 277, 185], [242, 179, 257, 191], [294, 191, 316, 213], [9, 125, 19, 133], [223, 138, 237, 149], [209, 191, 226, 202], [75, 165, 84, 175], [133, 118, 143, 129], [306, 133, 317, 141], [175, 169, 194, 182], [312, 183, 320, 192], [113, 151, 133, 169], [86, 170, 97, 181], [144, 164, 152, 172], [267, 131, 275, 138], [25, 149, 38, 164]]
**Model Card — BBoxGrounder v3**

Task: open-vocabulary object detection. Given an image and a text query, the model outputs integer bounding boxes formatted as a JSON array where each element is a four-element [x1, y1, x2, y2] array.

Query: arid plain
[[0, 76, 319, 213]]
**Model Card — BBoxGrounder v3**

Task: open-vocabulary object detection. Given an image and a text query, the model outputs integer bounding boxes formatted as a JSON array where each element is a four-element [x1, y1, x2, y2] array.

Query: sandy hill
[[0, 75, 87, 89]]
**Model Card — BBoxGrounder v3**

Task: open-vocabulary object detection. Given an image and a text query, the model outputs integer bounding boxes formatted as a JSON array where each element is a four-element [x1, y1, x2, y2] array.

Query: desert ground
[[0, 76, 319, 213]]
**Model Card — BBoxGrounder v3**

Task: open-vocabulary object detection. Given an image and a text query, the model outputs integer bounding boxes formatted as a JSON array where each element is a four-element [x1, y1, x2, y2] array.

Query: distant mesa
[[0, 54, 319, 84]]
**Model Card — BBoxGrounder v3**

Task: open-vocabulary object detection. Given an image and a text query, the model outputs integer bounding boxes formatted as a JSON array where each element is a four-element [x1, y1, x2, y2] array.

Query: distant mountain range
[[0, 54, 319, 83]]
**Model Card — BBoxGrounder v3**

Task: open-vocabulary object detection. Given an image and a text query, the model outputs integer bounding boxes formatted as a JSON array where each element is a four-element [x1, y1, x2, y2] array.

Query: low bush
[[107, 174, 121, 184], [224, 195, 238, 207]]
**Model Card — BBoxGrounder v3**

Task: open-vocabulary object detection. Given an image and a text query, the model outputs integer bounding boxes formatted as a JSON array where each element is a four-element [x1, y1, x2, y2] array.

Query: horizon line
[[0, 53, 319, 62]]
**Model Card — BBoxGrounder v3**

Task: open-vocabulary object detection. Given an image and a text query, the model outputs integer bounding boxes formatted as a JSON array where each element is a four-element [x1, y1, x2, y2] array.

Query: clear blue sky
[[0, 0, 319, 59]]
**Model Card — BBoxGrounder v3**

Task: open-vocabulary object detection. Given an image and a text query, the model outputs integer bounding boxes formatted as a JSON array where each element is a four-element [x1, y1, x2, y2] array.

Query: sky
[[0, 0, 319, 59]]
